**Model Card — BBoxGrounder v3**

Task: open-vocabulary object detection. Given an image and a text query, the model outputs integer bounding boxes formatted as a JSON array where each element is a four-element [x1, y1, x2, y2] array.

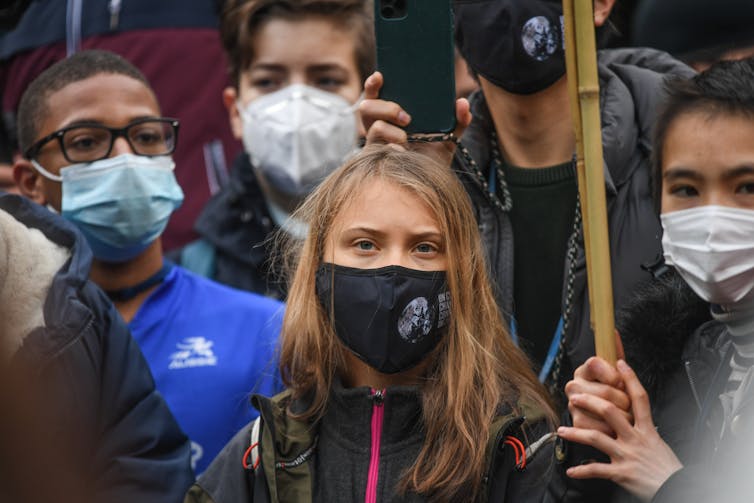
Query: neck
[[340, 351, 429, 390], [481, 75, 575, 168], [712, 295, 754, 339], [90, 240, 164, 322]]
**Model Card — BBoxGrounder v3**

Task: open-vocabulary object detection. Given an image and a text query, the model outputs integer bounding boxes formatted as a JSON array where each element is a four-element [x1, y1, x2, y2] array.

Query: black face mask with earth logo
[[455, 0, 566, 95], [316, 263, 450, 374]]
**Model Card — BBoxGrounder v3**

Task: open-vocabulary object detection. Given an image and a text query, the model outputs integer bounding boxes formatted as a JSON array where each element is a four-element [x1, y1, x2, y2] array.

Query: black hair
[[17, 50, 152, 156], [651, 57, 754, 211]]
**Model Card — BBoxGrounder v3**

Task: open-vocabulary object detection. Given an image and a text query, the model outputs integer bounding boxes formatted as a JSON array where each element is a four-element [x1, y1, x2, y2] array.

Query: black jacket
[[187, 386, 568, 503], [650, 320, 754, 503], [174, 152, 284, 298], [453, 48, 695, 387], [1, 194, 194, 503]]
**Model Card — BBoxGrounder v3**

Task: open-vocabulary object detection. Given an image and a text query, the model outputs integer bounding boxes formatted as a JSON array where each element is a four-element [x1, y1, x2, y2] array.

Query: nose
[[705, 190, 736, 208], [382, 248, 413, 269], [110, 136, 135, 157]]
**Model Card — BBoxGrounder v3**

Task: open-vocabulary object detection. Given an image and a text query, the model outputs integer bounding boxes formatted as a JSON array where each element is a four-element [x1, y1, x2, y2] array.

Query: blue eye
[[415, 243, 436, 254], [357, 241, 374, 251]]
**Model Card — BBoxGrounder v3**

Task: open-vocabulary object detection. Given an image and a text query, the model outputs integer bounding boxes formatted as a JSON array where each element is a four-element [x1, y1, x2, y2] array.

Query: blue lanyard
[[510, 316, 564, 383]]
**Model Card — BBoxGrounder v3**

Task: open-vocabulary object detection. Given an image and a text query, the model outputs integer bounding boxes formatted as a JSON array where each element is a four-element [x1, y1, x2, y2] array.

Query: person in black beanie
[[633, 0, 754, 71]]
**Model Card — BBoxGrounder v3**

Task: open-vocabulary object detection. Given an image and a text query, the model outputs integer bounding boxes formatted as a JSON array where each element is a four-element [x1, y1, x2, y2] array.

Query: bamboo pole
[[562, 0, 617, 364]]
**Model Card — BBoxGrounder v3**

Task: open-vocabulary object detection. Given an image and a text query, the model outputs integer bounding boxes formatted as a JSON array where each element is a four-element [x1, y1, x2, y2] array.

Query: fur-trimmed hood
[[617, 268, 712, 401], [0, 194, 92, 362]]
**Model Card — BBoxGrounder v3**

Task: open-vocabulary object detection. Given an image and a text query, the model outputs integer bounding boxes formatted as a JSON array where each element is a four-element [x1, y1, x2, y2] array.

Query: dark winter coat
[[453, 48, 695, 388], [651, 320, 754, 503], [1, 194, 194, 503], [186, 385, 568, 503]]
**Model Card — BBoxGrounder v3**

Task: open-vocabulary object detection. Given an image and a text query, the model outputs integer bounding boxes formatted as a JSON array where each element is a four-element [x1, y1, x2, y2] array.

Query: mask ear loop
[[31, 159, 63, 182], [236, 99, 253, 124], [343, 92, 364, 116]]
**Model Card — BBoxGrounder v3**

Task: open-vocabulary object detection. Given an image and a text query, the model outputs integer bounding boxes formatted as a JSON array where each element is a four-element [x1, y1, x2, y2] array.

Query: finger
[[617, 359, 654, 429], [566, 378, 631, 411], [566, 461, 619, 481], [568, 406, 616, 436], [358, 98, 411, 134], [615, 330, 626, 362], [452, 98, 472, 138], [557, 426, 618, 458], [574, 357, 623, 388], [365, 119, 408, 146], [569, 393, 634, 438], [363, 71, 383, 100]]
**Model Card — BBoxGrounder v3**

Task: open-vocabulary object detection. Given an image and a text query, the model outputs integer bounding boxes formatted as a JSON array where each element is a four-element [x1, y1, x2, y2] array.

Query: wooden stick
[[562, 0, 617, 364]]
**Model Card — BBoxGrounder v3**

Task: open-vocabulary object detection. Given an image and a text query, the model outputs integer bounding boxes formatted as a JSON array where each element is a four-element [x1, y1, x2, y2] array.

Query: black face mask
[[316, 263, 451, 375], [454, 0, 566, 95]]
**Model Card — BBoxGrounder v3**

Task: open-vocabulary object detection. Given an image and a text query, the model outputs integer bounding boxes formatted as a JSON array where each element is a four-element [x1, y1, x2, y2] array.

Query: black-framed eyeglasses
[[24, 117, 180, 163]]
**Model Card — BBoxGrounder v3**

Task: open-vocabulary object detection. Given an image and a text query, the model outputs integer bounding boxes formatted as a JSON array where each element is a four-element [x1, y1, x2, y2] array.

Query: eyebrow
[[723, 165, 754, 180], [663, 165, 754, 181], [248, 63, 286, 73], [662, 168, 703, 182], [61, 115, 159, 129], [307, 64, 348, 73], [249, 63, 348, 73], [340, 226, 443, 241]]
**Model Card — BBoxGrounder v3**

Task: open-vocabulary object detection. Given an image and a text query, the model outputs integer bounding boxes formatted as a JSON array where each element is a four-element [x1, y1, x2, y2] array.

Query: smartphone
[[374, 0, 457, 134]]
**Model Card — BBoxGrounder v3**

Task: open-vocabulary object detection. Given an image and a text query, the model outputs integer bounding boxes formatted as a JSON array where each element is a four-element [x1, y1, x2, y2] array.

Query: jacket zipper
[[365, 388, 386, 503], [684, 360, 703, 412]]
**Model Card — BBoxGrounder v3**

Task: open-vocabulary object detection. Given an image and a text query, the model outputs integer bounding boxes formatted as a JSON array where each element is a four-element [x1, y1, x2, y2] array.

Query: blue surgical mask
[[33, 153, 184, 263]]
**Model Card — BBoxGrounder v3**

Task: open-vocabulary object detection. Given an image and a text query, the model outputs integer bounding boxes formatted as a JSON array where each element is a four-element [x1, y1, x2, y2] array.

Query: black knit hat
[[632, 0, 754, 60]]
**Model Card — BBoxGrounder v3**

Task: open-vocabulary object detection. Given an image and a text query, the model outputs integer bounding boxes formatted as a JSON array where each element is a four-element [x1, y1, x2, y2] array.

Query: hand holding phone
[[374, 0, 457, 134], [360, 72, 472, 169]]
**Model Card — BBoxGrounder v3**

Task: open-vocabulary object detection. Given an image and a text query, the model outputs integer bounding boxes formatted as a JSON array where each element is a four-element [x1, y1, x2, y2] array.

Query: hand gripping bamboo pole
[[562, 0, 617, 364]]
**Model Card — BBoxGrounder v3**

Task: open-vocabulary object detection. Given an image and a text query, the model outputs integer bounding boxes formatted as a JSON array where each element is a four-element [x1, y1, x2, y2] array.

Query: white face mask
[[662, 205, 754, 306], [237, 84, 359, 199]]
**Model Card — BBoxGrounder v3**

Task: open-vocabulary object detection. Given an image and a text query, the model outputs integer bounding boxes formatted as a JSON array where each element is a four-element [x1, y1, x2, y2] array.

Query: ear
[[593, 0, 616, 27], [13, 158, 49, 206], [223, 86, 243, 140]]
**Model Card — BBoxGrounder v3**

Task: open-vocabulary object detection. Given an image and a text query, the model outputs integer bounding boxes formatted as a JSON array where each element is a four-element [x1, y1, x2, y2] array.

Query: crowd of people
[[1, 0, 754, 502]]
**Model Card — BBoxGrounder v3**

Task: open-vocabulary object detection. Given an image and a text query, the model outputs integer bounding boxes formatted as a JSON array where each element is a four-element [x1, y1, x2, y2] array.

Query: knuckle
[[565, 380, 578, 395]]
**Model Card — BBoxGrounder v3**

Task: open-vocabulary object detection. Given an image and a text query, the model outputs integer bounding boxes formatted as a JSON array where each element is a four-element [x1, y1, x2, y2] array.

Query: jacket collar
[[194, 152, 275, 267]]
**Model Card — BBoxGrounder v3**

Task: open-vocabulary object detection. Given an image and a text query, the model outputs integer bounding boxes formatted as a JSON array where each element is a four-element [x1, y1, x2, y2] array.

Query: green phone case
[[374, 0, 457, 134]]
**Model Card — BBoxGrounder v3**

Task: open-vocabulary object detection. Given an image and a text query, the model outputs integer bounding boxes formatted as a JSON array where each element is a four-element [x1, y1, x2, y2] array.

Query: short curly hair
[[17, 50, 151, 157]]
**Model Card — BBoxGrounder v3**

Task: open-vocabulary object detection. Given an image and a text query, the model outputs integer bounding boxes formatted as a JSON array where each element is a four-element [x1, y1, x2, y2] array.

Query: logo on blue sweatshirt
[[169, 337, 218, 369]]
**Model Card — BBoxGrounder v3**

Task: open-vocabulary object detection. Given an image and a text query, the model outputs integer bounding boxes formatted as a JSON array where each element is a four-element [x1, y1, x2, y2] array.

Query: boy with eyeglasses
[[13, 49, 285, 475]]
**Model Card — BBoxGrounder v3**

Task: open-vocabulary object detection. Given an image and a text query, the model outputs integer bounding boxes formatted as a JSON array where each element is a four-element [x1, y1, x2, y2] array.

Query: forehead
[[250, 17, 359, 70], [662, 110, 754, 173], [330, 178, 439, 230], [37, 73, 160, 137]]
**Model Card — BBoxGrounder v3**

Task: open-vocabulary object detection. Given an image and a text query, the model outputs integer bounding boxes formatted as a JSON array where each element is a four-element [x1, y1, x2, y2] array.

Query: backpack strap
[[480, 402, 555, 503], [242, 416, 262, 472], [241, 416, 273, 503]]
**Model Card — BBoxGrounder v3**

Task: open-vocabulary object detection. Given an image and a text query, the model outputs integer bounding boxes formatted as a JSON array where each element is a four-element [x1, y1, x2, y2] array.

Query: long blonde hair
[[278, 145, 554, 501]]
